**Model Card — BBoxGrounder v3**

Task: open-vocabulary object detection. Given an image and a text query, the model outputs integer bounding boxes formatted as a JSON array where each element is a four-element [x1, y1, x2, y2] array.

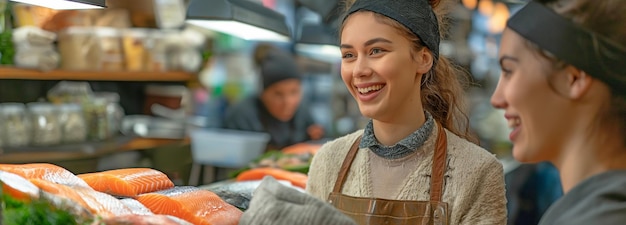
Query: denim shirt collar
[[359, 112, 435, 159]]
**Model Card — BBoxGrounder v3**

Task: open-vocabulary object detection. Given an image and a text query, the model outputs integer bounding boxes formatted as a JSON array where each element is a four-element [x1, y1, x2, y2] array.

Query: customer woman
[[239, 0, 507, 224], [491, 0, 626, 224]]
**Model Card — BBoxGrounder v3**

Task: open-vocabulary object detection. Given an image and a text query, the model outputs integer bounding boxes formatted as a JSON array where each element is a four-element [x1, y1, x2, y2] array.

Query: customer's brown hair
[[340, 0, 478, 143]]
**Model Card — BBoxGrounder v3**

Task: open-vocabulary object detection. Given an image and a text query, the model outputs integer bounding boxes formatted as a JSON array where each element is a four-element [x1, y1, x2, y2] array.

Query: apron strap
[[429, 123, 448, 202], [332, 136, 362, 193]]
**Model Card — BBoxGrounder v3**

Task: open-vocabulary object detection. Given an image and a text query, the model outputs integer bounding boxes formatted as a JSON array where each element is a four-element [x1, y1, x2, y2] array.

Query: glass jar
[[28, 103, 62, 146], [58, 103, 87, 143], [121, 28, 149, 71], [0, 104, 3, 147], [1, 103, 31, 147], [58, 27, 124, 71], [83, 97, 109, 141], [144, 29, 173, 72], [93, 92, 125, 138], [57, 27, 97, 71], [94, 27, 124, 71]]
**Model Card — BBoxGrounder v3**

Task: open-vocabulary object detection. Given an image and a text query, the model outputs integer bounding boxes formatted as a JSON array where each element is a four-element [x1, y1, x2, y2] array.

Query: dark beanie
[[260, 49, 301, 90]]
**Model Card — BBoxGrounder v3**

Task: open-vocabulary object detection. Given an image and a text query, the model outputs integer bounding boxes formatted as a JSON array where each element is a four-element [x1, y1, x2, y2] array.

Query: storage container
[[94, 27, 124, 71], [58, 27, 124, 71], [83, 97, 109, 141], [0, 103, 31, 147], [93, 92, 125, 137], [27, 102, 62, 146], [143, 30, 171, 72], [58, 103, 87, 143], [57, 27, 95, 70], [143, 84, 187, 116], [121, 28, 149, 71], [189, 128, 270, 168], [0, 104, 3, 147]]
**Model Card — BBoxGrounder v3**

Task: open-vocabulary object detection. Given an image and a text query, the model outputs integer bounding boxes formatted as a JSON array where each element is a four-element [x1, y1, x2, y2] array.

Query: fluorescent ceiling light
[[187, 20, 289, 42], [186, 0, 290, 42], [295, 43, 341, 63], [295, 23, 340, 62], [10, 0, 106, 10]]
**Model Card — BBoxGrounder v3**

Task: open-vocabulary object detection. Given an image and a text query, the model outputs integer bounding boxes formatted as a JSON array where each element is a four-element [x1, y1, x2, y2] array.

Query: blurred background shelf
[[0, 136, 191, 164], [0, 67, 195, 81]]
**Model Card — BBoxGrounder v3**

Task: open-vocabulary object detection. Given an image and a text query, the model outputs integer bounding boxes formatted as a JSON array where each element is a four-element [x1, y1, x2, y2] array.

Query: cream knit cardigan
[[306, 126, 508, 225]]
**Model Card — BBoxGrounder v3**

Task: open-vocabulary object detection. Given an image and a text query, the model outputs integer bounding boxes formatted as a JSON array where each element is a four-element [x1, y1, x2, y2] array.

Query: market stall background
[[0, 0, 562, 224]]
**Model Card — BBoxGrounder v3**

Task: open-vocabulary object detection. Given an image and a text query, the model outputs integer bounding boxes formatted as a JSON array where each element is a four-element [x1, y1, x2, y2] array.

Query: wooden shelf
[[0, 137, 190, 164], [0, 67, 195, 81]]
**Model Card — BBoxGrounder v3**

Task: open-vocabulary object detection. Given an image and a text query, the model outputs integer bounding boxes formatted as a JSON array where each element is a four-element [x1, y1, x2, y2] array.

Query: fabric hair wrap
[[344, 0, 440, 61], [507, 1, 626, 97], [260, 49, 301, 90]]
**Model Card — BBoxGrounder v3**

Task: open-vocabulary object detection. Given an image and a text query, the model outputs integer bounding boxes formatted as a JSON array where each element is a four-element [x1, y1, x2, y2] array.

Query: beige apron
[[328, 124, 449, 225]]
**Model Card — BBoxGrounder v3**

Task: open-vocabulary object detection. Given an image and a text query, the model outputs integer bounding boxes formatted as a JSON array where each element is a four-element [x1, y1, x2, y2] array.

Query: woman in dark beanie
[[223, 45, 324, 151]]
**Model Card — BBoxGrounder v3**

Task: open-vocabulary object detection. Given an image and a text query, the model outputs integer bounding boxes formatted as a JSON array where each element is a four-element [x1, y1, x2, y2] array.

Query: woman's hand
[[307, 124, 324, 140]]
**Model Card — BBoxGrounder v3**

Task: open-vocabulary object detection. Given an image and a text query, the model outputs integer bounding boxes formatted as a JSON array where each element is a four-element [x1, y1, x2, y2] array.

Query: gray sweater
[[539, 170, 626, 225]]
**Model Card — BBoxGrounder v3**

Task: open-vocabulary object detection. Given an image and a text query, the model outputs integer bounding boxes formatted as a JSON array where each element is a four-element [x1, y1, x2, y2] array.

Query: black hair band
[[344, 0, 440, 61], [507, 1, 626, 97]]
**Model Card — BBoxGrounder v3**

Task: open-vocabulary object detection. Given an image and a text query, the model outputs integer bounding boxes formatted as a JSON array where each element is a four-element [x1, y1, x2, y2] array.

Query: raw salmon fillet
[[29, 178, 89, 207], [78, 168, 174, 197], [136, 186, 242, 225], [0, 163, 90, 188], [282, 143, 322, 155], [236, 167, 308, 189], [29, 178, 132, 218], [0, 170, 40, 200]]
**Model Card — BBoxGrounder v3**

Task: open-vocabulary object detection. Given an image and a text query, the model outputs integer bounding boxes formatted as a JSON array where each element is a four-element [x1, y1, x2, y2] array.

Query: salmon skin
[[137, 186, 243, 225], [236, 167, 308, 189], [0, 172, 93, 220], [78, 168, 174, 197], [101, 214, 194, 225], [29, 178, 90, 207], [120, 198, 153, 215], [0, 163, 90, 188], [75, 187, 132, 217], [29, 178, 132, 218], [0, 170, 40, 200]]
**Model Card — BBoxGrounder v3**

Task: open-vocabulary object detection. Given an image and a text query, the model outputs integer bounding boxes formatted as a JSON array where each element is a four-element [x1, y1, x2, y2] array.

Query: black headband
[[507, 1, 626, 97], [344, 0, 440, 60]]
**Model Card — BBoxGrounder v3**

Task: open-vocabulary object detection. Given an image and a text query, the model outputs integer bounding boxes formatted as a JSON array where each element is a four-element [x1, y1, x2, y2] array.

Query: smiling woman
[[303, 0, 507, 224], [491, 0, 626, 224], [238, 1, 507, 225]]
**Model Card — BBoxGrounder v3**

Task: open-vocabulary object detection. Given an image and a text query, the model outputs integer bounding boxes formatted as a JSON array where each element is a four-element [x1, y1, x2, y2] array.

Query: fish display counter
[[0, 163, 240, 225], [0, 142, 320, 224], [199, 179, 305, 211], [196, 142, 321, 211]]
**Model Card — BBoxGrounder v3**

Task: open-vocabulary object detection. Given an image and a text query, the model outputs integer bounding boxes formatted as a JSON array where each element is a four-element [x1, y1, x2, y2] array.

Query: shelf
[[0, 67, 195, 81], [0, 137, 190, 163]]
